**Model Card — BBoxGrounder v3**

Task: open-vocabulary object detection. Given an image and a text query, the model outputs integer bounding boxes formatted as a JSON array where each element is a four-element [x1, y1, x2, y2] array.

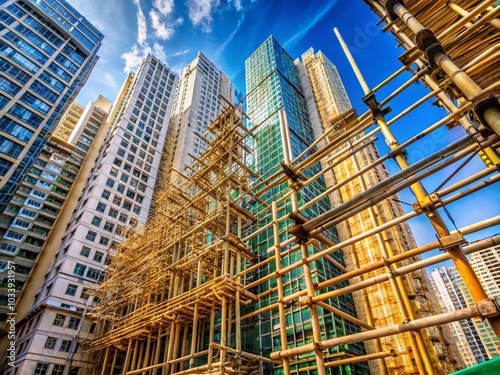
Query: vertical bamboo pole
[[122, 339, 133, 375], [207, 303, 216, 369], [99, 346, 110, 375], [179, 327, 189, 370], [352, 250, 388, 375], [165, 322, 177, 375], [109, 349, 118, 375], [170, 320, 182, 374], [152, 326, 163, 375], [142, 329, 153, 372], [189, 260, 203, 367], [131, 339, 139, 372], [272, 200, 291, 375], [279, 110, 326, 375]]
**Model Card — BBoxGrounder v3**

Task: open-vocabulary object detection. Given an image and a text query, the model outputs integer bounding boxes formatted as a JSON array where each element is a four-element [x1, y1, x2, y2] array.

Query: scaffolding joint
[[288, 212, 310, 243], [415, 28, 445, 69], [280, 162, 305, 189], [438, 232, 467, 251], [473, 96, 500, 134], [362, 91, 391, 119], [477, 298, 500, 319], [411, 192, 440, 214], [385, 0, 405, 21]]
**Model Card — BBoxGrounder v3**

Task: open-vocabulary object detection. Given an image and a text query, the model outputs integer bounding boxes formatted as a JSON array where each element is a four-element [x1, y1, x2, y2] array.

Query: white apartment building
[[168, 52, 234, 178], [9, 54, 178, 375]]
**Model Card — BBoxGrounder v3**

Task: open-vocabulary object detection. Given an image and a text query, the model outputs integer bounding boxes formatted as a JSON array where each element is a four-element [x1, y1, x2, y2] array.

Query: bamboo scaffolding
[[87, 2, 500, 374]]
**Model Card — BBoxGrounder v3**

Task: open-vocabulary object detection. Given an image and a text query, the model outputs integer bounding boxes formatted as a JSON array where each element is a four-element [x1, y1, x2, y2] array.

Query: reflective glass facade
[[244, 36, 367, 374], [0, 0, 103, 211]]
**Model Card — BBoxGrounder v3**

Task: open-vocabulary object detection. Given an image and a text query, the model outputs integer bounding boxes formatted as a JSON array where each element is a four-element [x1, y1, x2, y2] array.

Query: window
[[67, 317, 80, 330], [133, 205, 141, 215], [118, 213, 128, 223], [65, 284, 78, 296], [96, 202, 106, 213], [5, 230, 23, 241], [108, 208, 118, 218], [93, 251, 104, 263], [101, 189, 111, 200], [85, 231, 97, 242], [52, 365, 65, 375], [80, 246, 90, 257], [112, 196, 122, 206], [110, 168, 119, 177], [120, 174, 128, 183], [44, 337, 57, 349], [0, 242, 17, 253], [99, 236, 109, 246], [86, 268, 103, 281], [91, 216, 102, 227], [60, 339, 72, 352], [68, 367, 80, 375], [126, 190, 135, 199], [13, 218, 30, 229], [105, 178, 114, 188], [117, 184, 125, 194], [103, 221, 114, 232], [73, 263, 86, 276], [53, 314, 65, 326], [123, 201, 132, 211], [34, 363, 49, 375]]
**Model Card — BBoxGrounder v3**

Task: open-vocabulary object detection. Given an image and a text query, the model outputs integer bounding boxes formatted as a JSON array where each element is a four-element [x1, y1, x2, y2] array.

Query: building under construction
[[85, 1, 500, 374]]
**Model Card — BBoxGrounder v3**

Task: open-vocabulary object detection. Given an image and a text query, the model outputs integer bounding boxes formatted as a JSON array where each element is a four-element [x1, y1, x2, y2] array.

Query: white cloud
[[133, 0, 148, 46], [150, 10, 173, 40], [122, 44, 151, 72], [284, 0, 339, 48], [172, 49, 190, 57], [153, 43, 167, 63], [150, 10, 183, 40], [232, 0, 242, 11], [153, 0, 174, 16], [215, 15, 244, 55], [187, 0, 220, 32]]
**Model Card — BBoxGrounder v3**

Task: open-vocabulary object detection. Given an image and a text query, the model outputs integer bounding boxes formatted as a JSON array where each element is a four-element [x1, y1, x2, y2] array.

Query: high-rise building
[[296, 46, 460, 374], [0, 0, 103, 211], [469, 245, 500, 358], [169, 52, 234, 175], [244, 36, 367, 372], [151, 52, 234, 218], [0, 95, 111, 333], [7, 54, 177, 375], [430, 246, 500, 364], [430, 267, 487, 366]]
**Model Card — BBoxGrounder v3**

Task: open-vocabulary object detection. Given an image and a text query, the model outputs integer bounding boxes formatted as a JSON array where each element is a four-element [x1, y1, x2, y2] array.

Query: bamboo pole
[[272, 201, 291, 375], [271, 303, 497, 360], [279, 109, 326, 375]]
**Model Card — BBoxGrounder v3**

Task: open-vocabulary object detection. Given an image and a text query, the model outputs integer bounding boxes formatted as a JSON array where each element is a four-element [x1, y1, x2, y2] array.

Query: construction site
[[84, 1, 500, 374]]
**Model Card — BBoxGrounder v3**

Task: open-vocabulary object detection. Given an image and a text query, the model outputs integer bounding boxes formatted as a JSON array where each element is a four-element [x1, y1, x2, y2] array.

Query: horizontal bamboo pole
[[271, 305, 486, 359]]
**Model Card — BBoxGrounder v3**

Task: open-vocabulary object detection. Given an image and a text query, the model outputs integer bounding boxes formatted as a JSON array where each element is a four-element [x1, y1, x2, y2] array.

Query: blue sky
[[68, 0, 499, 268]]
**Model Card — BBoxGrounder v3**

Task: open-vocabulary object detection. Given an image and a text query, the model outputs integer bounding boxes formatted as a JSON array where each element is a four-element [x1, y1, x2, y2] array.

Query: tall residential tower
[[8, 54, 177, 375]]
